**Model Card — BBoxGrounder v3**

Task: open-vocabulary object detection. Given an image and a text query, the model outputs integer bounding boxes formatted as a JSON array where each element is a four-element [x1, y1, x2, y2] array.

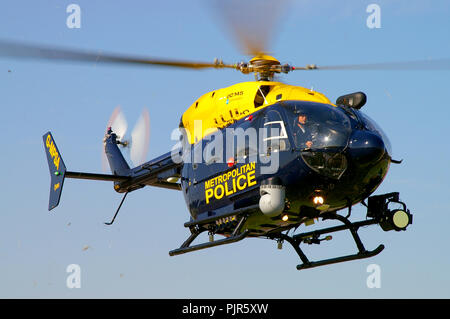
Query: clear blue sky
[[1, 0, 450, 298]]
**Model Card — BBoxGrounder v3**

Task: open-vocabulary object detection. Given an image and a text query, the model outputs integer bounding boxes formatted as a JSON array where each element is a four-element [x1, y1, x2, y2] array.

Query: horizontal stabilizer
[[65, 171, 129, 182]]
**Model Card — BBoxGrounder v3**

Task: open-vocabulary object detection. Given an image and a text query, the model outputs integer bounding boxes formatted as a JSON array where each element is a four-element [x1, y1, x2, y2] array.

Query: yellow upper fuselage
[[181, 81, 333, 144]]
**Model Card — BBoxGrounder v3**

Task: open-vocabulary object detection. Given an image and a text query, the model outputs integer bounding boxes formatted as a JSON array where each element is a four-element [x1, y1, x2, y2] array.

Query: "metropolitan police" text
[[204, 162, 256, 204]]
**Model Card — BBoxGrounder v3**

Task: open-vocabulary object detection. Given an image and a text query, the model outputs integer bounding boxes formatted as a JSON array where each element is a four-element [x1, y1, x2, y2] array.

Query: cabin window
[[233, 113, 261, 163], [235, 131, 259, 163], [192, 141, 203, 170], [203, 132, 223, 165]]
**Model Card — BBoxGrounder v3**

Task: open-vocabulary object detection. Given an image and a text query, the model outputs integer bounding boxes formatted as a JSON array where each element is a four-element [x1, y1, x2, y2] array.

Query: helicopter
[[4, 3, 438, 271], [37, 52, 414, 270]]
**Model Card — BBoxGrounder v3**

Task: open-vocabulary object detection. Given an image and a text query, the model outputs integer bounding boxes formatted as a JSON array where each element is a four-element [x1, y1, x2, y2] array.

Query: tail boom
[[43, 130, 181, 212]]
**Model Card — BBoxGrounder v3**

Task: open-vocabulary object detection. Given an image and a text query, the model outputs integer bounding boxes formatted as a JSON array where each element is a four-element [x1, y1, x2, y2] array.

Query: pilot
[[294, 112, 313, 149]]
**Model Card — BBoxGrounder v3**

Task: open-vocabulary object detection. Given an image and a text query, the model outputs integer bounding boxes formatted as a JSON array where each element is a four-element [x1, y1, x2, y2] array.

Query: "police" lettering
[[204, 162, 257, 204], [46, 134, 61, 171]]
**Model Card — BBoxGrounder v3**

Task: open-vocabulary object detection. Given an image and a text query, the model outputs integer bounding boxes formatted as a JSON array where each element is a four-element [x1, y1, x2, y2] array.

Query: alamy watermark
[[66, 4, 81, 29], [170, 120, 284, 174], [366, 264, 381, 288], [66, 264, 81, 289], [366, 4, 381, 29]]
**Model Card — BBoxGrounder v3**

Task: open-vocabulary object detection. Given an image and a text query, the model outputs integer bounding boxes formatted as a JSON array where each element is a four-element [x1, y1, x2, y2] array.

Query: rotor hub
[[243, 54, 284, 80]]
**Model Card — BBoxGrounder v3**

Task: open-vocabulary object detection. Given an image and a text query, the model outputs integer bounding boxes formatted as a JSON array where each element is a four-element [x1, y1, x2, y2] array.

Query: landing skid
[[169, 192, 411, 270], [169, 214, 249, 256], [268, 213, 385, 270], [269, 192, 412, 270]]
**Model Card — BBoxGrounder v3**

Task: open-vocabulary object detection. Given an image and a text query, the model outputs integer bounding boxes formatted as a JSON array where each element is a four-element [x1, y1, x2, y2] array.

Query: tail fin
[[43, 131, 132, 211], [104, 127, 131, 176], [43, 132, 66, 211]]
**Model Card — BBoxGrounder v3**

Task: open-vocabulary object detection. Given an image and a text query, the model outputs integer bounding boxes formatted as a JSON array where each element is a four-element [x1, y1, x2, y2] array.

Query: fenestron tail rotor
[[102, 107, 150, 172]]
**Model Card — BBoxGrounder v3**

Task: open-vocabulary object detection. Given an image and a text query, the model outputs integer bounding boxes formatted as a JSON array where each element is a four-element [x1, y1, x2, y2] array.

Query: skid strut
[[269, 213, 385, 270], [169, 214, 249, 256]]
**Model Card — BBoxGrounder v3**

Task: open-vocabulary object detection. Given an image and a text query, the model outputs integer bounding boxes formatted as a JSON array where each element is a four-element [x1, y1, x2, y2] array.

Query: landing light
[[313, 196, 324, 205], [281, 214, 289, 222]]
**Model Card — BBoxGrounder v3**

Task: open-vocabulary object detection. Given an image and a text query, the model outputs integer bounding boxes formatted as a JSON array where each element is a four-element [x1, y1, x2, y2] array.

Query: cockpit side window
[[291, 111, 317, 150], [262, 110, 290, 153]]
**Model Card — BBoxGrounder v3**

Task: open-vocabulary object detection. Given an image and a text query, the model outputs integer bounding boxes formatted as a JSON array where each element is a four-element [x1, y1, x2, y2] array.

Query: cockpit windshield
[[283, 101, 351, 150], [353, 110, 392, 156], [281, 101, 351, 179]]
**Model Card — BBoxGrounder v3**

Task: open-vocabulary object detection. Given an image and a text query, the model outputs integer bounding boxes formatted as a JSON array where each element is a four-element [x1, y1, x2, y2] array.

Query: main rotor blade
[[211, 0, 290, 56], [294, 58, 450, 71], [0, 40, 235, 70]]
